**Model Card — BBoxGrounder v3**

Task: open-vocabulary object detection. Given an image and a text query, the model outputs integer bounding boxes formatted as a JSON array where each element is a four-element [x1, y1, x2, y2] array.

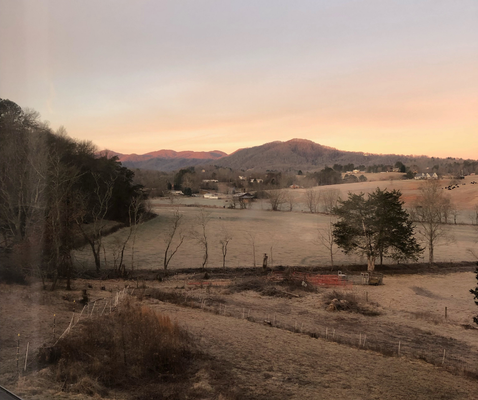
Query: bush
[[50, 299, 195, 392], [0, 255, 28, 285], [324, 290, 380, 316]]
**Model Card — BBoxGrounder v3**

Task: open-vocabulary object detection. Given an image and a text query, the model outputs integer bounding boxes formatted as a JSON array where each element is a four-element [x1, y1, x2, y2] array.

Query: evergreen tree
[[332, 188, 422, 271]]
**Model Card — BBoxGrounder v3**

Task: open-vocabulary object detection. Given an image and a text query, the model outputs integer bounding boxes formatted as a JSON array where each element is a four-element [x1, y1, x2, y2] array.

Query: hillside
[[107, 149, 227, 171], [214, 139, 428, 172], [107, 139, 474, 173]]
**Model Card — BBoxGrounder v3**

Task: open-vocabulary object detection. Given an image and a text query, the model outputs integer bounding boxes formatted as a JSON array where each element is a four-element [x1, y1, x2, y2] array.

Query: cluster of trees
[[332, 162, 407, 174], [308, 167, 342, 186], [332, 163, 366, 172], [0, 99, 146, 288], [331, 180, 472, 270], [264, 188, 341, 213]]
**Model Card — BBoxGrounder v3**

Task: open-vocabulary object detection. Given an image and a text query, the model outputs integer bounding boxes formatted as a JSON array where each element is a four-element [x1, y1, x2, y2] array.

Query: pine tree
[[332, 188, 422, 271]]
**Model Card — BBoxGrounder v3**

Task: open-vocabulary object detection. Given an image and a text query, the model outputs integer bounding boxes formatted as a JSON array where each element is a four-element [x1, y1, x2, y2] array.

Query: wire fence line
[[3, 287, 130, 378], [142, 287, 478, 380]]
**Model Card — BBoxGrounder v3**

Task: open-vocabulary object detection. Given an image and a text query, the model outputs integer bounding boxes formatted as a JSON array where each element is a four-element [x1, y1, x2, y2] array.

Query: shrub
[[0, 255, 28, 285], [50, 299, 195, 392], [324, 290, 380, 316]]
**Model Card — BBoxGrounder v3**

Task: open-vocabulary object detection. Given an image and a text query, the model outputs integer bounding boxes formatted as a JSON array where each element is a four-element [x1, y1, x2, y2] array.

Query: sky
[[1, 0, 477, 158]]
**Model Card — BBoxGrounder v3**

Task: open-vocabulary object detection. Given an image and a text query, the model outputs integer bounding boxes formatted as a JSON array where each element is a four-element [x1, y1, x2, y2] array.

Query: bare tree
[[304, 189, 320, 213], [246, 231, 258, 267], [411, 180, 453, 263], [44, 143, 81, 289], [195, 208, 211, 270], [129, 195, 148, 271], [468, 223, 478, 259], [163, 208, 185, 270], [75, 173, 116, 272], [284, 191, 296, 212], [450, 203, 459, 225], [317, 217, 339, 268], [0, 109, 49, 250], [219, 224, 232, 268], [110, 195, 147, 276], [471, 203, 478, 225], [268, 233, 277, 269], [441, 194, 452, 224], [322, 189, 341, 214], [267, 189, 286, 211]]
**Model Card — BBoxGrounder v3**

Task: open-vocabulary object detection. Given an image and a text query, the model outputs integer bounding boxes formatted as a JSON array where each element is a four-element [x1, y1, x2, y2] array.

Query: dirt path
[[148, 299, 478, 400]]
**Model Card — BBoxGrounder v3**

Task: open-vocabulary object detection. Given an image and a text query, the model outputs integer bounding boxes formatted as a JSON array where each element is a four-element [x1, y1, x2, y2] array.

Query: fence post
[[398, 341, 401, 356], [24, 342, 29, 372], [90, 302, 96, 317], [16, 334, 20, 373]]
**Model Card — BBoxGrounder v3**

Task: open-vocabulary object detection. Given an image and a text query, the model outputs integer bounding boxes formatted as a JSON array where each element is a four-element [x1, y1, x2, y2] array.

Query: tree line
[[0, 99, 147, 288]]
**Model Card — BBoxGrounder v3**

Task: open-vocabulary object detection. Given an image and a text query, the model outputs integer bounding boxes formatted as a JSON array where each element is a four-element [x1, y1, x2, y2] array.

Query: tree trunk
[[367, 256, 375, 272], [429, 245, 434, 264], [91, 245, 101, 272], [201, 243, 208, 270], [163, 249, 169, 270]]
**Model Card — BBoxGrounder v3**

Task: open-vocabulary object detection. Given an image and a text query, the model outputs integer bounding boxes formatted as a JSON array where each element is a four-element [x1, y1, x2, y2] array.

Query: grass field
[[5, 176, 474, 398], [2, 268, 478, 399], [73, 176, 478, 271]]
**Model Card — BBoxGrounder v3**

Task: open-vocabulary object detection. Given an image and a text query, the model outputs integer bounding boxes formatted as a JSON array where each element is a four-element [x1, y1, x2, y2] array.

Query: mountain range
[[105, 149, 227, 171], [107, 139, 457, 172]]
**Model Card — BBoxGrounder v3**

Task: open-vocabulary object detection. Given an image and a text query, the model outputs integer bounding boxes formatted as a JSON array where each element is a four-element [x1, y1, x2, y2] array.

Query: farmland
[[73, 177, 478, 271], [2, 267, 478, 399], [2, 176, 478, 399]]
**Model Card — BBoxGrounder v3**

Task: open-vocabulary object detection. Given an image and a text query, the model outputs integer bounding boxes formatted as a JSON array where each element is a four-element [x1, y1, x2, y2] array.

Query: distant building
[[414, 173, 438, 180]]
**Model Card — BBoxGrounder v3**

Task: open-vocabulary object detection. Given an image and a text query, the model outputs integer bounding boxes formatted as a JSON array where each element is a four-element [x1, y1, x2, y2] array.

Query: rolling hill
[[107, 139, 468, 173], [106, 149, 227, 171], [214, 139, 429, 172]]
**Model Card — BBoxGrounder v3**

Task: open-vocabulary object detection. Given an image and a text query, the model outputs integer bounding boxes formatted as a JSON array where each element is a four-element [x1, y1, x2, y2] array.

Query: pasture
[[73, 177, 478, 271], [2, 268, 478, 399], [2, 176, 478, 399]]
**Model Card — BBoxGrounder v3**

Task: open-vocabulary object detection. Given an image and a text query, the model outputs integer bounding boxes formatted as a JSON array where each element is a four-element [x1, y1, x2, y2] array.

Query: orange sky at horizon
[[1, 1, 477, 160]]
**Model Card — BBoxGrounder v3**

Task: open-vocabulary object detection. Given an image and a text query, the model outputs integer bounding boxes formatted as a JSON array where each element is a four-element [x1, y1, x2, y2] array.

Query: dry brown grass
[[48, 299, 196, 395], [323, 290, 381, 316], [74, 177, 478, 271]]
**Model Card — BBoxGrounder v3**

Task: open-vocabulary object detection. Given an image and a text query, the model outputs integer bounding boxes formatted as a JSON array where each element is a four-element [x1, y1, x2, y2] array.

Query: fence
[[144, 286, 477, 379], [3, 288, 129, 379]]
